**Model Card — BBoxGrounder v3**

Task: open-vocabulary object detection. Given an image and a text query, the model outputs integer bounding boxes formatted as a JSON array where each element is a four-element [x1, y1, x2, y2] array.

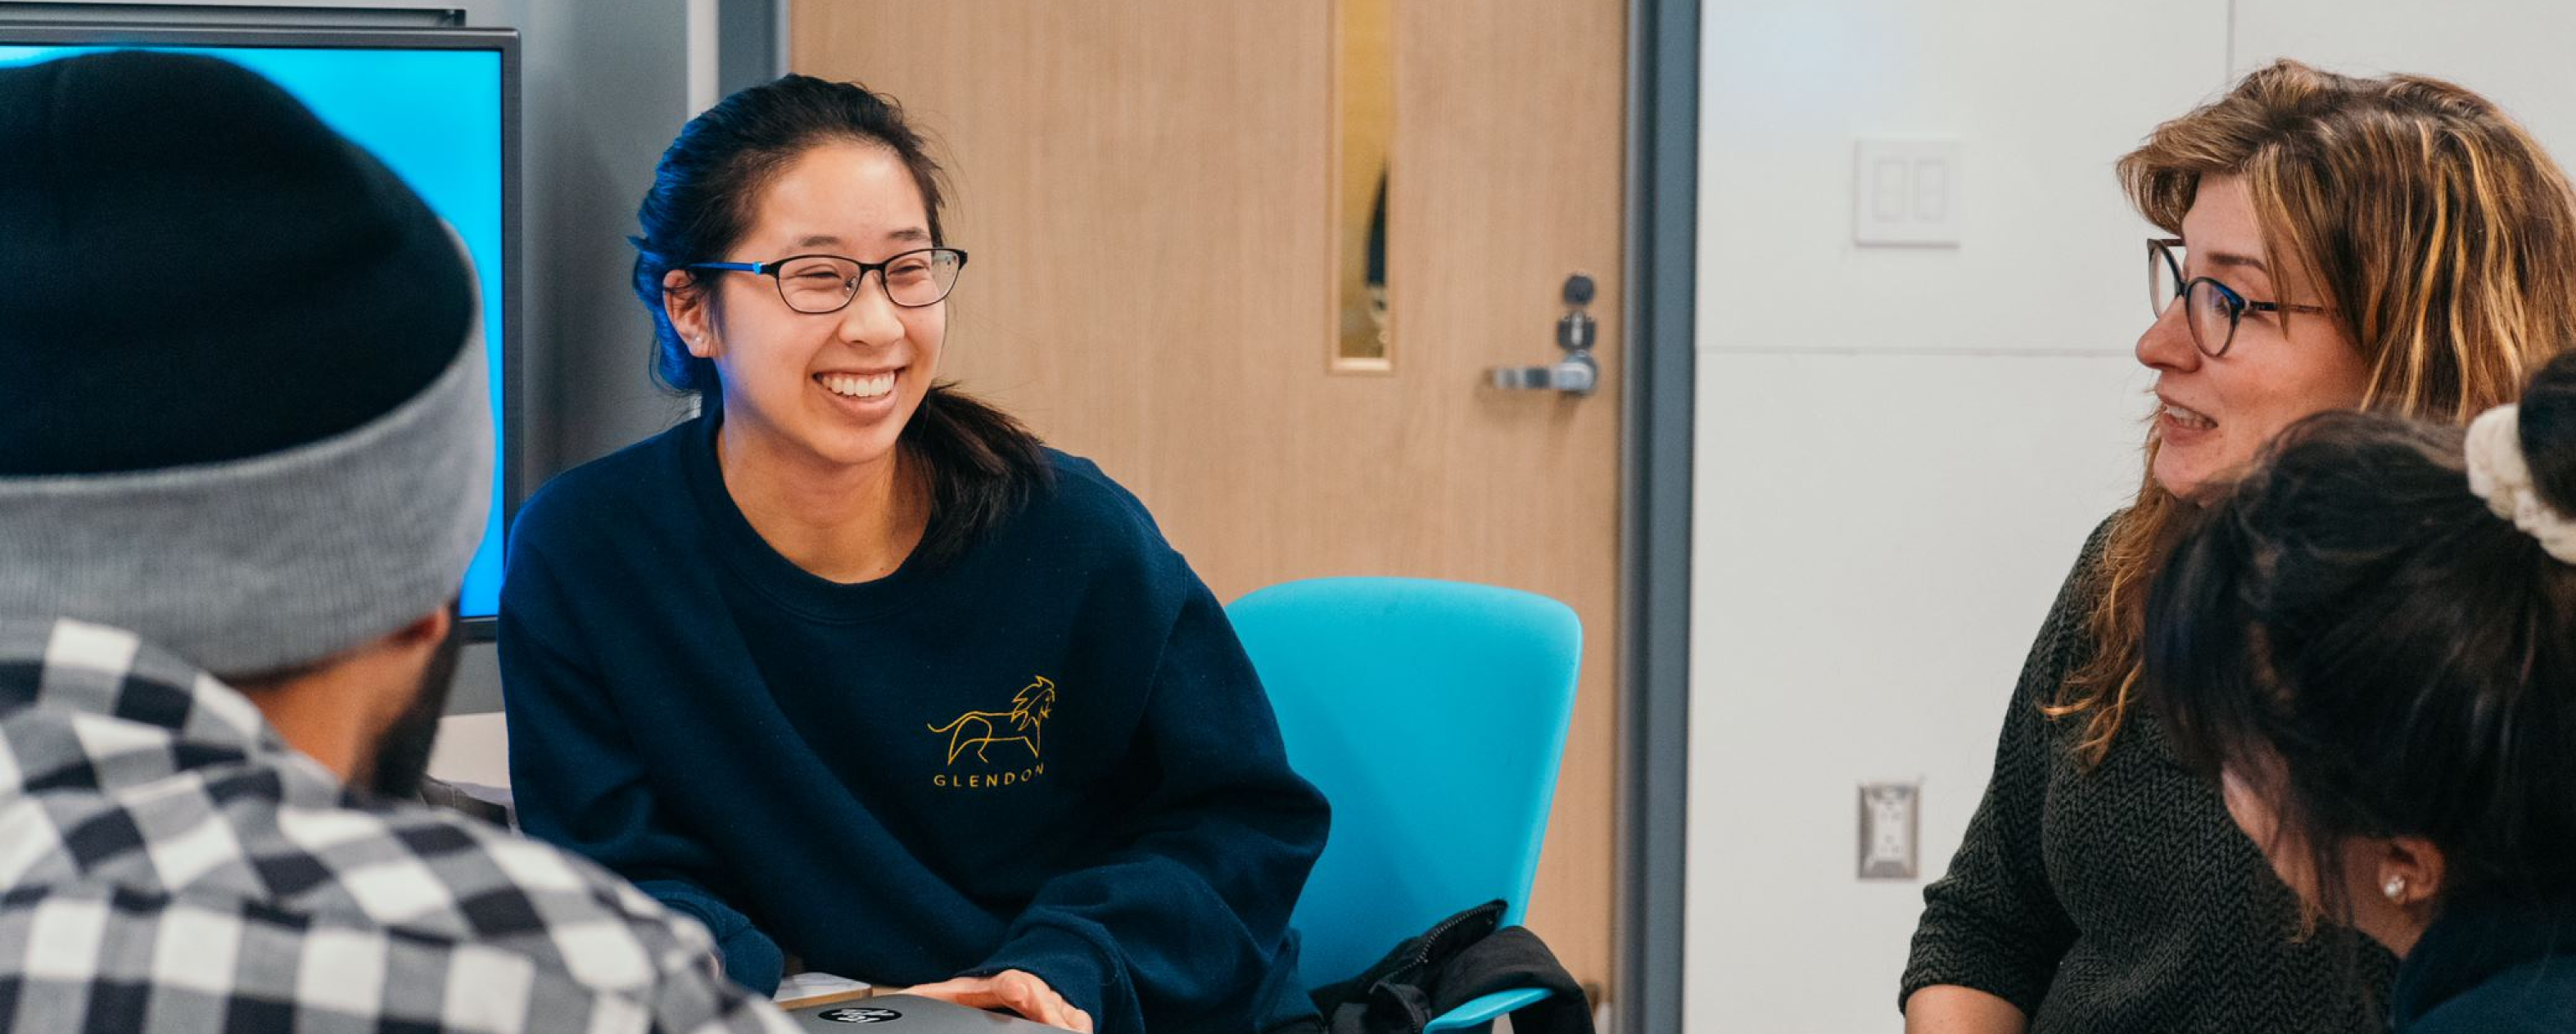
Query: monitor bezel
[[1, 23, 525, 640]]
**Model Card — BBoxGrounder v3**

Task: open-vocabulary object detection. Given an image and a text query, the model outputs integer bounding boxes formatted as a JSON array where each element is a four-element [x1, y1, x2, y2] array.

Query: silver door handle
[[1488, 272, 1601, 396], [1489, 354, 1598, 395]]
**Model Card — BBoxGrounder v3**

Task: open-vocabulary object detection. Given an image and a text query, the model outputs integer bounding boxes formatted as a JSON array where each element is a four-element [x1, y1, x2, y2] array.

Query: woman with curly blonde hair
[[1901, 59, 2576, 1032]]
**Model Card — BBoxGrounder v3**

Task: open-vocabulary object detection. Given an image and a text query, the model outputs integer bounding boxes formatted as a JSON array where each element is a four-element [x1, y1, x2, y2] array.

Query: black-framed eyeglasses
[[2149, 237, 2328, 358], [686, 247, 969, 314]]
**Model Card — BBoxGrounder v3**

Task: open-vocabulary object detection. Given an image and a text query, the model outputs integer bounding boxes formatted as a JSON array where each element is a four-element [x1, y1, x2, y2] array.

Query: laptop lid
[[786, 993, 1069, 1032]]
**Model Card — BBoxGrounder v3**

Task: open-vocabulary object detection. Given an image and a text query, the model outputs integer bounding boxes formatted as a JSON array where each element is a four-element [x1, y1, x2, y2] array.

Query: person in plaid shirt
[[0, 51, 796, 1033]]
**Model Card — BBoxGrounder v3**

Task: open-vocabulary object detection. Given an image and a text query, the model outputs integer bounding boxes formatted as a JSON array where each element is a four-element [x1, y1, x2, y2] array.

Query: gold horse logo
[[926, 676, 1055, 765]]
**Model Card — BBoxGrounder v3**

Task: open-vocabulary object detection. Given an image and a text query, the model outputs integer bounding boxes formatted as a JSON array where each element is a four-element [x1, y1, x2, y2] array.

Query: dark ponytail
[[2144, 349, 2576, 928], [2520, 350, 2576, 515], [631, 75, 1049, 563]]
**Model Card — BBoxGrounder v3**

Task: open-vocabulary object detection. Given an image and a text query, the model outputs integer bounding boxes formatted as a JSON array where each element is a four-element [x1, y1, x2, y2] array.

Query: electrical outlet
[[1859, 781, 1920, 880]]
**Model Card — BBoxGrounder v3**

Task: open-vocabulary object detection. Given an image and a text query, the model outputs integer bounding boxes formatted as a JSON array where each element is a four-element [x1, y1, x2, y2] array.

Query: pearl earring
[[2383, 876, 2408, 901]]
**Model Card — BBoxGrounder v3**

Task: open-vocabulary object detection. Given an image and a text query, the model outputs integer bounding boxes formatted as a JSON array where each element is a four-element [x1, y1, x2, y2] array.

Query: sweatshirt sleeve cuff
[[969, 926, 1115, 1025], [635, 879, 784, 996]]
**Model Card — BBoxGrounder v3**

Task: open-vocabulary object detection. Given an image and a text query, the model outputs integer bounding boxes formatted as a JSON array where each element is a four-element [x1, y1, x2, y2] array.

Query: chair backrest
[[1227, 576, 1582, 993]]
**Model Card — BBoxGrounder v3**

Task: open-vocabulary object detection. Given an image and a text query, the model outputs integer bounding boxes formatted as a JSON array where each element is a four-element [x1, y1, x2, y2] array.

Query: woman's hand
[[908, 970, 1094, 1032]]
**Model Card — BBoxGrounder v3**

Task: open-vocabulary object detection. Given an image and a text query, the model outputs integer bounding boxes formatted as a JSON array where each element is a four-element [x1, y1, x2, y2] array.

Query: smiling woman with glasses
[[495, 75, 1329, 1034], [1902, 60, 2576, 1034]]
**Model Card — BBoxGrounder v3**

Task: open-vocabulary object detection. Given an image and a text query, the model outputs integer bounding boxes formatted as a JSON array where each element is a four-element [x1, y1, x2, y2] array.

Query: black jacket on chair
[[1299, 901, 1591, 1034]]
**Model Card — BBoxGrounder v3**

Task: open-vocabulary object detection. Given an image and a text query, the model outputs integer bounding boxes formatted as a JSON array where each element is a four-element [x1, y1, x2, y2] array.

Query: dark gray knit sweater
[[1901, 517, 2393, 1031]]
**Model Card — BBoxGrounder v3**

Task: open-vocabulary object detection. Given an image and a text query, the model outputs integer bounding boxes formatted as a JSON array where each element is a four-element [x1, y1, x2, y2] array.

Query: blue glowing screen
[[0, 43, 510, 619]]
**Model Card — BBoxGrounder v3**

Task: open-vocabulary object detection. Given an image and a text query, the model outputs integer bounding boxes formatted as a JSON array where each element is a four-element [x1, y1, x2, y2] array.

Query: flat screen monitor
[[0, 25, 522, 634]]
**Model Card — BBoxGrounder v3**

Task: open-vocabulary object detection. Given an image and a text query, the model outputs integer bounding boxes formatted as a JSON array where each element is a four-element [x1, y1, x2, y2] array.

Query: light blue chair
[[1229, 577, 1582, 1032]]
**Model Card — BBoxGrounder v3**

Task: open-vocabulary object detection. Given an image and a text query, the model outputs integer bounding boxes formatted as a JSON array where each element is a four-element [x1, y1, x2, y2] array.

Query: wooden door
[[792, 0, 1627, 1004]]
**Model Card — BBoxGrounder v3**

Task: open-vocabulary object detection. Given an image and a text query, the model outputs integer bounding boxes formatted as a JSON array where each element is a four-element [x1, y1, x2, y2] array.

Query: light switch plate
[[1855, 138, 1961, 247], [1860, 781, 1921, 880]]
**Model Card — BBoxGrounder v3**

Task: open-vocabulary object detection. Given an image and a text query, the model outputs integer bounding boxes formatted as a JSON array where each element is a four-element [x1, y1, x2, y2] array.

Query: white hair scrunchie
[[2465, 404, 2576, 562]]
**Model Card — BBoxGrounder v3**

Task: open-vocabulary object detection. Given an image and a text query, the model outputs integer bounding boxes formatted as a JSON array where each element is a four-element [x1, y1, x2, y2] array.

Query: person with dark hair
[[498, 75, 1329, 1033], [1902, 61, 2576, 1032], [2140, 348, 2576, 1032], [0, 51, 794, 1032]]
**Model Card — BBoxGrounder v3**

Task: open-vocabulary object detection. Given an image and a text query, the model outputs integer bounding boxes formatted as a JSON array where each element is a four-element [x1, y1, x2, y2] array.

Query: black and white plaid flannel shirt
[[0, 617, 801, 1033]]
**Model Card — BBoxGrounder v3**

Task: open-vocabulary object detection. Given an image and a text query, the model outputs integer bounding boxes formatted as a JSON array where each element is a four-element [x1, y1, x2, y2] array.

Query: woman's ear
[[2375, 835, 2447, 908], [664, 269, 717, 359], [2335, 833, 2448, 956]]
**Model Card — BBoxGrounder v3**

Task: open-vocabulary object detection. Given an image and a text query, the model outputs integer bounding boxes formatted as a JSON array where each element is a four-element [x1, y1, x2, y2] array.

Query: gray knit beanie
[[0, 50, 492, 675]]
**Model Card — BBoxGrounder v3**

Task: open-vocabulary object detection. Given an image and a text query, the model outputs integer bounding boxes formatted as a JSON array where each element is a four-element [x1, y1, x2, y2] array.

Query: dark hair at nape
[[629, 74, 1049, 564], [2143, 352, 2576, 932]]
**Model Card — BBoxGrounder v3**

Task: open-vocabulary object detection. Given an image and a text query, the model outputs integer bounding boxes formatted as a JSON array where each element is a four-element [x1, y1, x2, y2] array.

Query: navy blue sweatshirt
[[499, 415, 1329, 1033], [2391, 892, 2576, 1032]]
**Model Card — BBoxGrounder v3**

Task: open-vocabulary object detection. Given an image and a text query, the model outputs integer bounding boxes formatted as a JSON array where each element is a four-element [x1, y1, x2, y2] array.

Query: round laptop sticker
[[817, 1006, 903, 1024]]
